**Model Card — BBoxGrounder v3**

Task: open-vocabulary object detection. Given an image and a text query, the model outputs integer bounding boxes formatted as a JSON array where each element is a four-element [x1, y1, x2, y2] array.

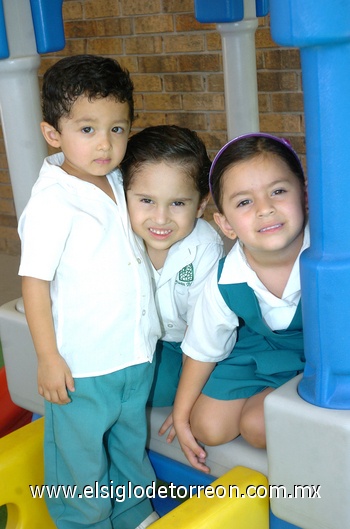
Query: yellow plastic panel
[[152, 465, 269, 529], [0, 417, 269, 529], [0, 417, 55, 529]]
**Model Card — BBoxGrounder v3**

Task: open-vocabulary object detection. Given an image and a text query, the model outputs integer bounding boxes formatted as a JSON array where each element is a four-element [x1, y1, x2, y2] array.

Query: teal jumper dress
[[202, 258, 305, 400]]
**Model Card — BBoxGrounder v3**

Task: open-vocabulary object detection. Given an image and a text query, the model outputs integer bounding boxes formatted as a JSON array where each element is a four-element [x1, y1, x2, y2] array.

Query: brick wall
[[0, 0, 305, 256]]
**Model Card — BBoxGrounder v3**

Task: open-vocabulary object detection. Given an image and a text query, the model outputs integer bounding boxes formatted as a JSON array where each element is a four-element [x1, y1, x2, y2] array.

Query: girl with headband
[[172, 133, 309, 473]]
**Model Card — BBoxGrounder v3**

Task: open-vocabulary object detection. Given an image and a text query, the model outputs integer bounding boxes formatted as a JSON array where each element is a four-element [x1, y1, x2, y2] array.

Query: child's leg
[[147, 340, 182, 407], [110, 361, 157, 529], [44, 380, 116, 529], [190, 387, 274, 448], [239, 387, 274, 448], [44, 365, 156, 529], [190, 393, 247, 446]]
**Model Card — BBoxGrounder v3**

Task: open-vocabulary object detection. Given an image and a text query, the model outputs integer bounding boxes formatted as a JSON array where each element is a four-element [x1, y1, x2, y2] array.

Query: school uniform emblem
[[177, 264, 194, 285]]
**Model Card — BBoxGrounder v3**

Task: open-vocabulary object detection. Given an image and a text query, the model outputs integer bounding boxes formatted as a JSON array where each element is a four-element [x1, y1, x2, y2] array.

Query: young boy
[[18, 55, 160, 529]]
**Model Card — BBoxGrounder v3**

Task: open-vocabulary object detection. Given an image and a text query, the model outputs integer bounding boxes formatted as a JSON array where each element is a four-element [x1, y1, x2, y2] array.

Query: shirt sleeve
[[181, 266, 238, 362], [186, 241, 225, 325], [18, 188, 72, 280]]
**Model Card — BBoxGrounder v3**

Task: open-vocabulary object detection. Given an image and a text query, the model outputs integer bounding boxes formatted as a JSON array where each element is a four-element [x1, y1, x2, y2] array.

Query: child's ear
[[40, 122, 61, 149], [196, 194, 210, 218], [213, 211, 237, 240]]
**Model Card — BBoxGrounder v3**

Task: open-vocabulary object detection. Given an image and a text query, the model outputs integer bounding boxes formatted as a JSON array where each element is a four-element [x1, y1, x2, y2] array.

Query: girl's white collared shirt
[[182, 224, 310, 363]]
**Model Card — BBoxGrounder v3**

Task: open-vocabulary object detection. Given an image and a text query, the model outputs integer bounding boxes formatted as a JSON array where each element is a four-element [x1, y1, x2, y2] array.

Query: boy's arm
[[22, 276, 75, 404], [173, 356, 215, 473]]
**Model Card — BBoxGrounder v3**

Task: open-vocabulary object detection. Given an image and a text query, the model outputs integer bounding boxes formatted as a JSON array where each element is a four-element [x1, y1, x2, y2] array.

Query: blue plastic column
[[194, 0, 269, 22], [30, 0, 65, 53], [270, 0, 350, 409], [0, 0, 9, 58], [255, 0, 269, 18], [194, 0, 244, 23]]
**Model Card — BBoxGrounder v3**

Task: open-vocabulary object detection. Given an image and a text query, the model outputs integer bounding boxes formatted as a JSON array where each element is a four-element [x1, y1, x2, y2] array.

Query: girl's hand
[[175, 419, 210, 473], [38, 353, 75, 405], [172, 357, 215, 472], [158, 412, 177, 443]]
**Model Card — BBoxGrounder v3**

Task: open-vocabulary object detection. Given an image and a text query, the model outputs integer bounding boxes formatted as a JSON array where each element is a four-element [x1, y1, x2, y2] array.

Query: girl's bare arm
[[173, 356, 215, 472]]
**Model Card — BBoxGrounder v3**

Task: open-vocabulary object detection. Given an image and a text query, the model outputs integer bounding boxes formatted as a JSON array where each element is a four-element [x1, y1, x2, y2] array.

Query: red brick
[[206, 33, 222, 52], [121, 0, 160, 16], [138, 56, 178, 73], [165, 113, 207, 130], [133, 113, 167, 129], [178, 54, 221, 72], [164, 34, 205, 53], [176, 14, 215, 32], [87, 38, 123, 55], [62, 1, 83, 21], [183, 93, 224, 111], [207, 73, 224, 92], [85, 0, 120, 19], [163, 0, 194, 13], [209, 113, 227, 131], [271, 93, 304, 112], [164, 74, 204, 92], [125, 36, 163, 55], [144, 94, 182, 111], [134, 15, 174, 34], [133, 75, 163, 92]]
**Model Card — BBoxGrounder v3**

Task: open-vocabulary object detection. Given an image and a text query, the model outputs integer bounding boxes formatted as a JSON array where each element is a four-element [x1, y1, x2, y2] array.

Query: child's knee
[[240, 408, 266, 448], [190, 408, 221, 445], [190, 401, 239, 446]]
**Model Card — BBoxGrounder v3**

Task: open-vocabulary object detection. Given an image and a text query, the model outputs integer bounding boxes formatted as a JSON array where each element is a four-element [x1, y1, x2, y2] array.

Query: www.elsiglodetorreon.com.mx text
[[29, 481, 321, 502]]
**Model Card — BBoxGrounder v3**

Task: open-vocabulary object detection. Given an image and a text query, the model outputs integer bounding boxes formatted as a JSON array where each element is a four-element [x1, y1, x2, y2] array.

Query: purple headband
[[209, 132, 304, 196]]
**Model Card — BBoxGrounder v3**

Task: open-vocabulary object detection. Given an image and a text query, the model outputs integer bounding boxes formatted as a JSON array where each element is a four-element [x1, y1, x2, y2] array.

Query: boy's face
[[43, 96, 131, 182], [214, 153, 306, 263], [126, 161, 207, 266]]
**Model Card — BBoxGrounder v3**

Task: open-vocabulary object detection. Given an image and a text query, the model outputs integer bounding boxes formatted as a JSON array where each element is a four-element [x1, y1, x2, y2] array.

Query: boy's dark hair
[[42, 54, 134, 131], [121, 125, 211, 200], [210, 134, 305, 213]]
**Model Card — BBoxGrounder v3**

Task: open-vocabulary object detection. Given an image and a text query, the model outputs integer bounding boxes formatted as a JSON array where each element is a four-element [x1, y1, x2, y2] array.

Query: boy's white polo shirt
[[18, 153, 161, 377]]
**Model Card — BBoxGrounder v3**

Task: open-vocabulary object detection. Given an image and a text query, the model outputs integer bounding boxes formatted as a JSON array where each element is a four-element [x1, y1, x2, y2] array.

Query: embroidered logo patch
[[177, 264, 194, 286]]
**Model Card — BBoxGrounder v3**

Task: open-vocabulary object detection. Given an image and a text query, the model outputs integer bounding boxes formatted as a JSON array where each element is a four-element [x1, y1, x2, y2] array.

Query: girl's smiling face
[[214, 153, 306, 263], [126, 161, 207, 268]]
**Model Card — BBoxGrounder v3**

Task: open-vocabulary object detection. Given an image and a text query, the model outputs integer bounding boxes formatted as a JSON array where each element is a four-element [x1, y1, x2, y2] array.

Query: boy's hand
[[22, 276, 74, 405], [38, 353, 75, 404]]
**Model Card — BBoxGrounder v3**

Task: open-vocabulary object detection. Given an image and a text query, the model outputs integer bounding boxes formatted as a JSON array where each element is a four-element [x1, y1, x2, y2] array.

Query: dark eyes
[[139, 199, 185, 206], [237, 199, 251, 208], [112, 126, 123, 134], [236, 189, 287, 208], [81, 126, 124, 134]]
